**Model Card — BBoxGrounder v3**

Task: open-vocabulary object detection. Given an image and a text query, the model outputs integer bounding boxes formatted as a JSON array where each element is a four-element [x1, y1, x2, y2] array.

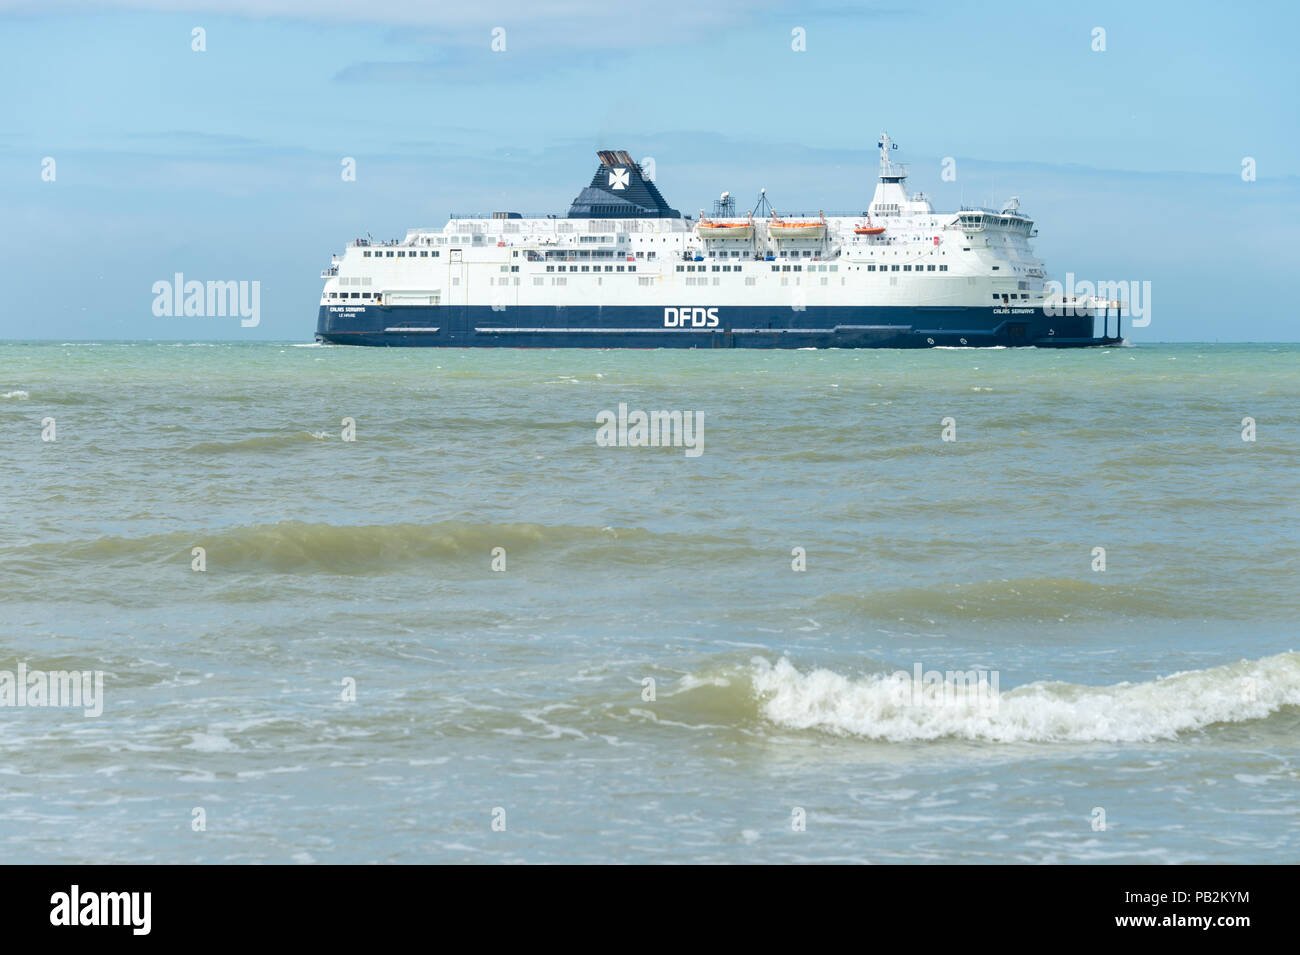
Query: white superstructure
[[321, 136, 1054, 314]]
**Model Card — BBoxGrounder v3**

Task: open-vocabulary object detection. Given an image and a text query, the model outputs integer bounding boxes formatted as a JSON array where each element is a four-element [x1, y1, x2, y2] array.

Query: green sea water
[[0, 341, 1296, 863]]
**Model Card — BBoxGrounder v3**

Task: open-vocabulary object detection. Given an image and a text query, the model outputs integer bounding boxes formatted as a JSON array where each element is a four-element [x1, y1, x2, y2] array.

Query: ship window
[[782, 266, 790, 272], [712, 266, 720, 272], [940, 265, 948, 271], [605, 266, 613, 272], [397, 251, 405, 257], [891, 265, 900, 271], [386, 251, 394, 257], [629, 266, 636, 272], [771, 266, 779, 272], [903, 265, 912, 271], [363, 251, 371, 257], [616, 266, 624, 272], [993, 295, 1000, 301], [581, 266, 589, 272], [431, 251, 439, 257], [546, 266, 554, 272], [676, 266, 684, 272], [511, 266, 519, 272], [867, 265, 876, 271], [350, 292, 360, 298], [992, 266, 1000, 270], [927, 265, 936, 271]]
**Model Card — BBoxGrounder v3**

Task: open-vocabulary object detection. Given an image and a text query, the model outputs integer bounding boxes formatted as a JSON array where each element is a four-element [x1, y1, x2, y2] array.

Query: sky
[[1, 0, 1297, 341]]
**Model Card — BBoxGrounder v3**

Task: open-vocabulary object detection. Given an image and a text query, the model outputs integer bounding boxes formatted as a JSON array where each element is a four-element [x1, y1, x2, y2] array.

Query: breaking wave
[[671, 652, 1300, 742]]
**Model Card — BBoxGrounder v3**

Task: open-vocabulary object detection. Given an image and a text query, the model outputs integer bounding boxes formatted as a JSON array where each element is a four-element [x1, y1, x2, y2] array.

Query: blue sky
[[1, 0, 1297, 341]]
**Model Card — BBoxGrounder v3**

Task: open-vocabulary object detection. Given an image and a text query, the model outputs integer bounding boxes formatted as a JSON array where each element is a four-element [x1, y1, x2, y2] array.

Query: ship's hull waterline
[[316, 304, 1117, 348]]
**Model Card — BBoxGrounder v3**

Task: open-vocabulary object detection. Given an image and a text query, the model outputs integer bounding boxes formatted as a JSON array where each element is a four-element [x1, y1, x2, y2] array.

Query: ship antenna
[[877, 132, 905, 182]]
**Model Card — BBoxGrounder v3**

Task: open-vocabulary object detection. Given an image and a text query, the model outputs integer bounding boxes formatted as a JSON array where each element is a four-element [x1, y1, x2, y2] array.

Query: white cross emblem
[[608, 167, 630, 190]]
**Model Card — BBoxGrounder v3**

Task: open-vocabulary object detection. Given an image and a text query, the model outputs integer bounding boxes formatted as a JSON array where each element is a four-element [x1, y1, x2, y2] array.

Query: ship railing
[[760, 210, 865, 219], [447, 212, 558, 220], [348, 238, 403, 248], [321, 267, 339, 277]]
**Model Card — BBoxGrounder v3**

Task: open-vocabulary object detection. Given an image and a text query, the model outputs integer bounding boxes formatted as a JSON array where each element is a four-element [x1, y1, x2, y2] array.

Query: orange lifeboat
[[768, 211, 826, 239], [854, 218, 885, 235], [698, 218, 754, 240]]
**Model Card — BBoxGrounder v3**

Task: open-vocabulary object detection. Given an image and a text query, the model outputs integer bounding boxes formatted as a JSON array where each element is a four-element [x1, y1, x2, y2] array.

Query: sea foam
[[682, 652, 1300, 743]]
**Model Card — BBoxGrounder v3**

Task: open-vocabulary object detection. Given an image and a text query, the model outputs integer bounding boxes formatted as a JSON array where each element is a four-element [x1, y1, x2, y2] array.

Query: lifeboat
[[697, 218, 754, 240], [854, 218, 885, 235], [769, 213, 826, 239]]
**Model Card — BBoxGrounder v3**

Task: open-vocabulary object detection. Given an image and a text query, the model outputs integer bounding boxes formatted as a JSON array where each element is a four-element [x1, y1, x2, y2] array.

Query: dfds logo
[[664, 307, 719, 328]]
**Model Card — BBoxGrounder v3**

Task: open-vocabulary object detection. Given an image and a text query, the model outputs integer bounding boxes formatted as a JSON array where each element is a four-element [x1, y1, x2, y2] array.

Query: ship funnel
[[567, 150, 681, 219]]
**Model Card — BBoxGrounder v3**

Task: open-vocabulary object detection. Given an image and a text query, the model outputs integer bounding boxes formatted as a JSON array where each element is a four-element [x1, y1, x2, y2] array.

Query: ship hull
[[316, 304, 1117, 348]]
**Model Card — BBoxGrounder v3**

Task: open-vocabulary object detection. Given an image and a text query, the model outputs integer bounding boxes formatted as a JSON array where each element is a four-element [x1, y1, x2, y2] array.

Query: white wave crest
[[749, 652, 1300, 742]]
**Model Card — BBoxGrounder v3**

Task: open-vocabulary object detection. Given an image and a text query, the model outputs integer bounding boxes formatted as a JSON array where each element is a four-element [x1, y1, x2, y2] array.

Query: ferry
[[315, 136, 1124, 348]]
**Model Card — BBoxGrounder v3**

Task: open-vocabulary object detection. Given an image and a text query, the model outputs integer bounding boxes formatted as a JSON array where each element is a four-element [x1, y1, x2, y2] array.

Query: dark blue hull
[[315, 304, 1119, 348]]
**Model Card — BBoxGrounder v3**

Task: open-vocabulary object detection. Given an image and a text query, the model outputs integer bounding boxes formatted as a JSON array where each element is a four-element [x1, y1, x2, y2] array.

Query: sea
[[1, 341, 1296, 863]]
